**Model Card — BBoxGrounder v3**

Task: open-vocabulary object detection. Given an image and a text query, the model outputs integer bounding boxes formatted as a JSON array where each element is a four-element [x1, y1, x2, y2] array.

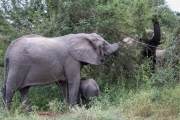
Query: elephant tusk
[[149, 33, 154, 40], [159, 39, 166, 44]]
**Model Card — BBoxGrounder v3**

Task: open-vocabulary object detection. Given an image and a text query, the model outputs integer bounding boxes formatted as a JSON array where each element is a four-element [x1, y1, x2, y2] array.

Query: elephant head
[[122, 37, 139, 47], [140, 15, 165, 46], [68, 33, 119, 65], [78, 78, 100, 106]]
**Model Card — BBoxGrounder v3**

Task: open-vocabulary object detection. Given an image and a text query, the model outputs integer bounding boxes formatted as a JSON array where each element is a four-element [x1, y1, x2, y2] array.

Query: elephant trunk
[[151, 18, 161, 45], [159, 39, 166, 44], [105, 43, 119, 55]]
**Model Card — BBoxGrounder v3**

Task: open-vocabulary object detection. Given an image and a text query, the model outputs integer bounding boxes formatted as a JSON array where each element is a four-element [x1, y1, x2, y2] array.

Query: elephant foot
[[20, 104, 32, 113]]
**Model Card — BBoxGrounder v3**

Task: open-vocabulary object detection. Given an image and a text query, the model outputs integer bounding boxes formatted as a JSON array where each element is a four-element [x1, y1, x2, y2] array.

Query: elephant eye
[[103, 42, 108, 50], [102, 41, 106, 46], [99, 45, 106, 56]]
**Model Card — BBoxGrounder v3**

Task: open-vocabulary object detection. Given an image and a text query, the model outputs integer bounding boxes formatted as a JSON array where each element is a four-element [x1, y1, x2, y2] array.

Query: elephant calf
[[78, 78, 100, 106]]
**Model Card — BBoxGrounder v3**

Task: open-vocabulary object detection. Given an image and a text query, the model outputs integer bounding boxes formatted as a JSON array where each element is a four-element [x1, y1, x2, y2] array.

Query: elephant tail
[[1, 57, 8, 107]]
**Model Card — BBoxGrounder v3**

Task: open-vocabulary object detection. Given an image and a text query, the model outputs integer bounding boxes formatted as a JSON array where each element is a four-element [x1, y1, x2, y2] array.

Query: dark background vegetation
[[0, 0, 180, 119]]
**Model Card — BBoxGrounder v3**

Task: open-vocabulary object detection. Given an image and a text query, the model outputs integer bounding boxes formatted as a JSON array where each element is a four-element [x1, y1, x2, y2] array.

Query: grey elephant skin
[[1, 33, 119, 109], [155, 49, 166, 69], [78, 78, 100, 105]]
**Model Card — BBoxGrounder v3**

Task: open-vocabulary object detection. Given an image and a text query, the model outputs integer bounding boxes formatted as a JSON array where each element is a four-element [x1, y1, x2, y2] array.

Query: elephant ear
[[68, 34, 101, 65], [146, 29, 154, 40]]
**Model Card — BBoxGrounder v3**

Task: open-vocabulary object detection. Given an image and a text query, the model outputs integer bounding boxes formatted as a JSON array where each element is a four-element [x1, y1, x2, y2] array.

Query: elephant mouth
[[100, 58, 105, 63], [81, 62, 88, 65]]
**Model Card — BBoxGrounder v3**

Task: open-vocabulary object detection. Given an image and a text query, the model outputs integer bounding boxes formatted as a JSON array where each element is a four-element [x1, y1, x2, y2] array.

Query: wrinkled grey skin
[[2, 33, 119, 109], [77, 78, 100, 105]]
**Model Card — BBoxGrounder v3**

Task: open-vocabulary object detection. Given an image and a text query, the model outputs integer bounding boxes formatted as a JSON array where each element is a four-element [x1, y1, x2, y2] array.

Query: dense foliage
[[0, 0, 180, 119]]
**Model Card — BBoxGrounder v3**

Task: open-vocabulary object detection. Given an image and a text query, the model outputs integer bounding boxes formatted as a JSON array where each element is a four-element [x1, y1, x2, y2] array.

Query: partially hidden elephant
[[123, 14, 165, 70], [155, 49, 166, 70], [155, 49, 166, 61], [1, 33, 119, 109], [77, 78, 100, 106], [156, 47, 179, 70]]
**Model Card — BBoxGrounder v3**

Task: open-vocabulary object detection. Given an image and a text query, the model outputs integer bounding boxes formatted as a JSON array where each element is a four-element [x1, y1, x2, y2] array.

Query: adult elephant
[[123, 14, 165, 70], [141, 15, 163, 70], [155, 39, 180, 69], [1, 33, 119, 109]]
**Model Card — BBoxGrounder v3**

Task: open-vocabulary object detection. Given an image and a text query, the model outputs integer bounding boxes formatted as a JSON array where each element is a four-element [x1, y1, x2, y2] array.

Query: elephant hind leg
[[5, 65, 30, 109], [1, 84, 6, 108], [19, 86, 31, 112], [4, 86, 15, 109]]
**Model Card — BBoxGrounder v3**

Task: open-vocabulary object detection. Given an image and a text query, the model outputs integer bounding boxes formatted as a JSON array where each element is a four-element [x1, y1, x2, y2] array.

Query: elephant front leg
[[59, 80, 80, 106], [68, 78, 80, 106], [64, 58, 81, 106], [5, 86, 15, 109]]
